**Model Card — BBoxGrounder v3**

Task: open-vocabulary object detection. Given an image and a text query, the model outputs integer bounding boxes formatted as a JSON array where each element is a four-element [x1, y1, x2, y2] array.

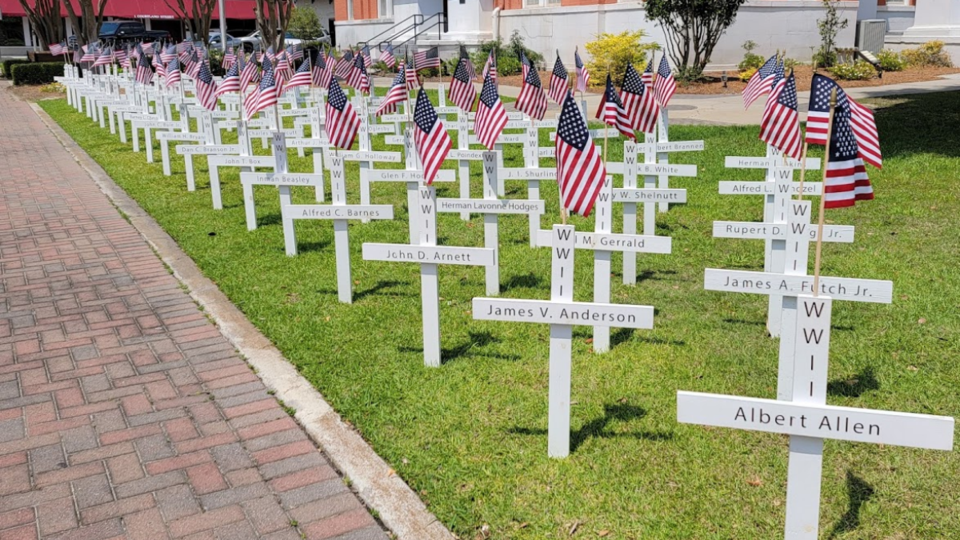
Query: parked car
[[208, 32, 243, 50], [98, 21, 170, 45], [239, 29, 329, 52]]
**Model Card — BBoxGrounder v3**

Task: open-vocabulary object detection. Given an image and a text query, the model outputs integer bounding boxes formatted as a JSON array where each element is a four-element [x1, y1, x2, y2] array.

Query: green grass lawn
[[40, 91, 960, 539]]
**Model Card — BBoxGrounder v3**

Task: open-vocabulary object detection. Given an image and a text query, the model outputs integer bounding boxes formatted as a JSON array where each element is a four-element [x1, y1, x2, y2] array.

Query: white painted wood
[[436, 199, 544, 214], [703, 269, 893, 303], [548, 225, 575, 458], [457, 110, 471, 221], [240, 172, 324, 231], [611, 188, 687, 204], [656, 109, 670, 212], [719, 181, 823, 196], [482, 153, 500, 296], [593, 176, 613, 353], [622, 141, 639, 285], [676, 391, 954, 450], [535, 230, 671, 254], [725, 156, 822, 170], [712, 222, 854, 242]]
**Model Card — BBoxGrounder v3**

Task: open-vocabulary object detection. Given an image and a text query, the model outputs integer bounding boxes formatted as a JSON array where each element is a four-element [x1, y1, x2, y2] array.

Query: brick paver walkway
[[0, 90, 390, 540]]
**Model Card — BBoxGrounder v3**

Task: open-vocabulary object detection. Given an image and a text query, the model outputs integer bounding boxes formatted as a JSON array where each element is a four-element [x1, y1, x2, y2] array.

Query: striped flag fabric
[[313, 51, 331, 89], [743, 55, 779, 110], [376, 67, 407, 117], [239, 55, 260, 92], [360, 45, 373, 68], [335, 50, 354, 79], [165, 56, 182, 88], [289, 44, 304, 61], [806, 73, 882, 168], [596, 74, 635, 141], [160, 44, 177, 64], [215, 60, 241, 97], [80, 45, 96, 64], [641, 58, 654, 89], [448, 59, 476, 113], [223, 47, 237, 70], [49, 42, 64, 56], [114, 47, 128, 68], [556, 91, 606, 217], [575, 48, 589, 93], [481, 49, 497, 85], [380, 43, 396, 69], [92, 47, 113, 69], [653, 55, 676, 107], [274, 51, 292, 83], [474, 74, 508, 150], [759, 70, 802, 160], [514, 56, 547, 121], [325, 78, 360, 150], [285, 55, 312, 92], [620, 63, 658, 134], [520, 50, 530, 80], [135, 52, 154, 85], [824, 93, 873, 208], [73, 48, 82, 65], [195, 62, 219, 111], [412, 88, 452, 185], [460, 45, 476, 80], [404, 57, 419, 90], [246, 59, 279, 120], [548, 54, 568, 105], [154, 53, 167, 80], [347, 53, 371, 95], [414, 47, 441, 71]]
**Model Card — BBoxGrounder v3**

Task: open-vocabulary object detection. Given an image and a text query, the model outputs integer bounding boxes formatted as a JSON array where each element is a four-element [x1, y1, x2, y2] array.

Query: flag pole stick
[[812, 88, 838, 298]]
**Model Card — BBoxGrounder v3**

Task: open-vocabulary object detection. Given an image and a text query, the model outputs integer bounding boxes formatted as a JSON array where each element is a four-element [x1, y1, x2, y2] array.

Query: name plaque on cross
[[474, 225, 655, 457]]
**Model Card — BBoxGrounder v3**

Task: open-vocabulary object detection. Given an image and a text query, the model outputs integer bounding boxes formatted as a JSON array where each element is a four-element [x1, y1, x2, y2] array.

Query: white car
[[240, 31, 304, 52]]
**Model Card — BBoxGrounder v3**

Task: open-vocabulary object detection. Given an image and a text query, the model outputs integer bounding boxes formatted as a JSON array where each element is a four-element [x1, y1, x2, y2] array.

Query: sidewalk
[[0, 89, 389, 539], [394, 72, 960, 126]]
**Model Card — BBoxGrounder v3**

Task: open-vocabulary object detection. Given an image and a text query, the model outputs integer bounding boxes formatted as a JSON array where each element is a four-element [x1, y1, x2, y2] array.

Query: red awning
[[0, 0, 257, 20]]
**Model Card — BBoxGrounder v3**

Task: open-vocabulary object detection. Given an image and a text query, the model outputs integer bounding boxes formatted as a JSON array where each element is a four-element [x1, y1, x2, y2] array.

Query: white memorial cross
[[652, 110, 705, 213], [283, 153, 394, 302], [474, 225, 655, 457], [678, 292, 953, 540], [536, 176, 672, 353], [724, 149, 823, 336], [436, 151, 545, 295], [363, 183, 495, 367], [336, 147, 403, 224]]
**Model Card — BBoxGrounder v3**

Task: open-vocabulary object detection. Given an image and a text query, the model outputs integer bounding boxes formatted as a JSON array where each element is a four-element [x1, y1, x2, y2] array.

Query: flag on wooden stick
[[556, 92, 606, 217], [596, 74, 635, 141], [474, 74, 508, 150], [620, 63, 658, 135], [376, 67, 408, 117], [575, 48, 589, 93], [325, 78, 360, 150], [548, 54, 569, 105], [448, 59, 477, 113], [412, 88, 452, 185]]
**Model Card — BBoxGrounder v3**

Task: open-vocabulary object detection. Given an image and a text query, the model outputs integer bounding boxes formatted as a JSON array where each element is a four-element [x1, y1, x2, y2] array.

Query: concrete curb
[[30, 100, 455, 540]]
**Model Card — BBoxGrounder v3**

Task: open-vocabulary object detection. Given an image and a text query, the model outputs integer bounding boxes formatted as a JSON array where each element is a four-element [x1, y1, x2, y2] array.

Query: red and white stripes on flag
[[620, 63, 658, 135], [195, 62, 219, 111], [474, 74, 508, 150], [596, 74, 635, 141], [447, 59, 476, 113], [759, 70, 802, 160], [412, 88, 452, 185], [825, 109, 874, 208], [806, 73, 882, 169], [742, 55, 779, 110], [215, 61, 241, 97], [849, 101, 882, 168], [376, 68, 408, 117], [556, 91, 606, 217], [379, 44, 396, 69], [653, 55, 676, 108], [325, 78, 360, 150], [481, 49, 497, 85], [514, 58, 547, 121], [284, 56, 312, 92], [548, 54, 569, 105], [574, 48, 589, 94]]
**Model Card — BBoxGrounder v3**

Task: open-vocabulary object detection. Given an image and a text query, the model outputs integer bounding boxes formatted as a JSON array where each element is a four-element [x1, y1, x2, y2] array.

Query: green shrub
[[831, 60, 875, 81], [508, 30, 543, 68], [471, 38, 523, 77], [876, 49, 905, 71], [1, 59, 29, 78], [11, 62, 64, 85], [584, 30, 658, 87], [901, 40, 953, 67], [738, 40, 765, 71], [782, 57, 800, 70]]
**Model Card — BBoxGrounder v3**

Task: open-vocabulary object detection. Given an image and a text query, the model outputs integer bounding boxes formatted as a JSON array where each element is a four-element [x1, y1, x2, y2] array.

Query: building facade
[[329, 0, 953, 70]]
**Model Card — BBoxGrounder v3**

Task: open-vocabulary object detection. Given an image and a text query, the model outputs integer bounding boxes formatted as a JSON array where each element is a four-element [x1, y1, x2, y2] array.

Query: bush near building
[[584, 31, 658, 87], [11, 62, 64, 85]]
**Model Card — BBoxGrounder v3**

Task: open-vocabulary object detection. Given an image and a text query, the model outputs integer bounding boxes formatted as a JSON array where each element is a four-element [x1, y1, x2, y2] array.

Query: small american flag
[[556, 91, 606, 217], [154, 54, 167, 79], [575, 48, 589, 93], [160, 44, 176, 64], [196, 62, 219, 111], [759, 70, 801, 160], [325, 78, 359, 150], [246, 59, 279, 120], [459, 45, 476, 80], [641, 58, 654, 88], [653, 56, 676, 107], [240, 55, 260, 92], [743, 55, 779, 110], [80, 45, 96, 64], [806, 74, 882, 169], [223, 47, 237, 70], [474, 74, 508, 150], [360, 45, 373, 68], [620, 63, 657, 134], [404, 57, 419, 90], [92, 47, 113, 69], [274, 51, 292, 83], [49, 42, 64, 56], [548, 54, 568, 105], [347, 53, 370, 95], [412, 88, 452, 185], [824, 91, 873, 208], [414, 47, 441, 71], [135, 52, 154, 85], [215, 60, 241, 97], [186, 51, 202, 79], [596, 74, 635, 141], [312, 51, 329, 88], [376, 67, 407, 117], [448, 59, 476, 113], [380, 43, 396, 69], [514, 56, 547, 121], [165, 57, 182, 88], [285, 55, 312, 91], [289, 44, 304, 61], [335, 50, 354, 79], [114, 47, 128, 68], [481, 49, 497, 85], [519, 50, 530, 80]]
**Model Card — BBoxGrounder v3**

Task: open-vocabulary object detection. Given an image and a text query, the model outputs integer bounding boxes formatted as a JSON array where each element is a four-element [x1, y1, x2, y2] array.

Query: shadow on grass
[[257, 213, 282, 228], [297, 240, 332, 254], [827, 367, 880, 398], [398, 331, 521, 364], [508, 403, 674, 453], [636, 269, 678, 283], [316, 280, 411, 301], [828, 471, 875, 538], [502, 273, 544, 293], [722, 317, 766, 327]]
